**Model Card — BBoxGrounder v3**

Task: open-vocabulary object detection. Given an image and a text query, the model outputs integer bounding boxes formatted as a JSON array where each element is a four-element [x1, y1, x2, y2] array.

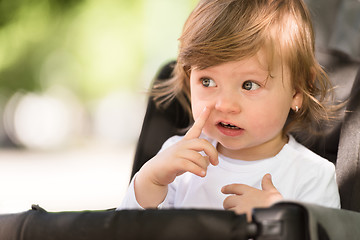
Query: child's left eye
[[201, 78, 217, 87], [242, 81, 260, 91]]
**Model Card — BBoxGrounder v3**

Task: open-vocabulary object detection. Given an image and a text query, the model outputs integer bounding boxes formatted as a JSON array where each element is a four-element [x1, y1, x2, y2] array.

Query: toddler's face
[[189, 51, 302, 160]]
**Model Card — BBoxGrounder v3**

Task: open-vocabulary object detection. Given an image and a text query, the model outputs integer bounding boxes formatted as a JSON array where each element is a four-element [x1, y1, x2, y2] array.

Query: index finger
[[221, 184, 253, 195], [184, 107, 212, 140]]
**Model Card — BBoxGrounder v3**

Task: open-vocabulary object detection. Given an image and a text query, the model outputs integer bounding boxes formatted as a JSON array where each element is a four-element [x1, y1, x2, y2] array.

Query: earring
[[295, 106, 299, 113]]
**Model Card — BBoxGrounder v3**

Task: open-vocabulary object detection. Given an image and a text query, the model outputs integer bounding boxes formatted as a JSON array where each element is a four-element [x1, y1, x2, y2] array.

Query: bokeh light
[[0, 0, 198, 213]]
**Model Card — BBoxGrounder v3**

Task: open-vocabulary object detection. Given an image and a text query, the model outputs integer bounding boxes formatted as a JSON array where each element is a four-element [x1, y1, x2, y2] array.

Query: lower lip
[[216, 124, 244, 137]]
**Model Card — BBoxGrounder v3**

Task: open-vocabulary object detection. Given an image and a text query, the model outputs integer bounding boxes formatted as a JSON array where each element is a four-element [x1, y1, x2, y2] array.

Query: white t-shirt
[[118, 134, 340, 210]]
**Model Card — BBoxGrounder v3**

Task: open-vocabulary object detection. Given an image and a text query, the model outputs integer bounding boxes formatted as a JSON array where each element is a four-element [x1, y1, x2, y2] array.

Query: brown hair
[[152, 0, 335, 135]]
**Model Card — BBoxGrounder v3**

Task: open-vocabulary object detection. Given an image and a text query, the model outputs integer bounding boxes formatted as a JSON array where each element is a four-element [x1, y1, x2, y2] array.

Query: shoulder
[[283, 136, 340, 208], [283, 135, 335, 173]]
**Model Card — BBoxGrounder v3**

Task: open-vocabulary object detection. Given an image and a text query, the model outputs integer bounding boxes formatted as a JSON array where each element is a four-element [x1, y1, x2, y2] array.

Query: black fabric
[[252, 203, 310, 240], [131, 61, 191, 178], [305, 0, 360, 60], [336, 67, 360, 211], [0, 203, 316, 240], [291, 202, 360, 240], [0, 208, 248, 240], [4, 202, 360, 240]]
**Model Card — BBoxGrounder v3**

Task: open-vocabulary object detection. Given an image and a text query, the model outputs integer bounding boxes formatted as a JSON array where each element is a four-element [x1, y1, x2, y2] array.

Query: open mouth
[[217, 121, 244, 137], [218, 122, 241, 130]]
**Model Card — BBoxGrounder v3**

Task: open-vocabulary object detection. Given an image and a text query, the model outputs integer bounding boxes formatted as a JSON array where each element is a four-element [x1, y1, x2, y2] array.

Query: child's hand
[[147, 106, 218, 186], [221, 174, 283, 221], [135, 107, 218, 208]]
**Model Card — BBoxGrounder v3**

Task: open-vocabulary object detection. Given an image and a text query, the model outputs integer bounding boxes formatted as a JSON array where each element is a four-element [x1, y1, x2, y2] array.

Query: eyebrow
[[194, 67, 269, 79]]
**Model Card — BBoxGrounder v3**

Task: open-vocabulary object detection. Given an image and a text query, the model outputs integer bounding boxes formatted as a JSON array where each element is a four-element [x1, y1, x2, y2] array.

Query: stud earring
[[295, 106, 299, 113]]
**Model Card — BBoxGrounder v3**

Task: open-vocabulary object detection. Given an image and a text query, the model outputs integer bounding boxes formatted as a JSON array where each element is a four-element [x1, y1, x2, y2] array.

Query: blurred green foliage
[[0, 0, 197, 101]]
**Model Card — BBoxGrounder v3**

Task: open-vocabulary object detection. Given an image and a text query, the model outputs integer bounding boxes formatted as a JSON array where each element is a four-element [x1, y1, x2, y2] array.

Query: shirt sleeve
[[116, 173, 144, 210], [117, 135, 184, 211], [116, 173, 176, 210]]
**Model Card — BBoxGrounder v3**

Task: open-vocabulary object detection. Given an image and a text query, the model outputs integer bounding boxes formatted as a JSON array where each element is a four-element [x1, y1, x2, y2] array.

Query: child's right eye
[[201, 78, 217, 87]]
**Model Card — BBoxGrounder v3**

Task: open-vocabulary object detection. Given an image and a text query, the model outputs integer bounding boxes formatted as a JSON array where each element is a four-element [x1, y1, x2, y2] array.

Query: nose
[[214, 91, 241, 114]]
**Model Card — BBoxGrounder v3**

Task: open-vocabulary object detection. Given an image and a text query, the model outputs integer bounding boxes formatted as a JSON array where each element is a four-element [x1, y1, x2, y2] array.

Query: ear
[[291, 89, 303, 112], [291, 67, 317, 112]]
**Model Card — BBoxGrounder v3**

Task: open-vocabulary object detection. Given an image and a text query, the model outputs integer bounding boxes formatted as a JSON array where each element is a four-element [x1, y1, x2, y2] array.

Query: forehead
[[192, 48, 282, 76], [192, 56, 266, 76]]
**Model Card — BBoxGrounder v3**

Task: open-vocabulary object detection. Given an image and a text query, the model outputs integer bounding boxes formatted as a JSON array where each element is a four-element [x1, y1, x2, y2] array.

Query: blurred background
[[0, 0, 197, 213]]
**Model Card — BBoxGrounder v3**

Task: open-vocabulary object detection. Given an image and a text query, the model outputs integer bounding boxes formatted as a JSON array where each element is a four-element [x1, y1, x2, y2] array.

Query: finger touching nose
[[184, 106, 212, 140]]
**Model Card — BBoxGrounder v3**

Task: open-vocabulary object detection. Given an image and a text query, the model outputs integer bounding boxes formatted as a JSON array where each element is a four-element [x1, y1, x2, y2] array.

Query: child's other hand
[[146, 106, 219, 187], [221, 174, 283, 221]]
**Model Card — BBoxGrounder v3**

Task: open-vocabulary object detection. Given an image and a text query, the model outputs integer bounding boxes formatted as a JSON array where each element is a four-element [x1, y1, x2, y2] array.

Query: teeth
[[220, 122, 240, 129]]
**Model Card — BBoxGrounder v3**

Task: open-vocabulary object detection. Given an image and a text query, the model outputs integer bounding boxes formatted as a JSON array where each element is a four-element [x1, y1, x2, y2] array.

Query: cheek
[[191, 98, 214, 124], [191, 102, 201, 121], [190, 94, 215, 136], [191, 91, 206, 121], [248, 100, 290, 134], [190, 84, 214, 121]]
